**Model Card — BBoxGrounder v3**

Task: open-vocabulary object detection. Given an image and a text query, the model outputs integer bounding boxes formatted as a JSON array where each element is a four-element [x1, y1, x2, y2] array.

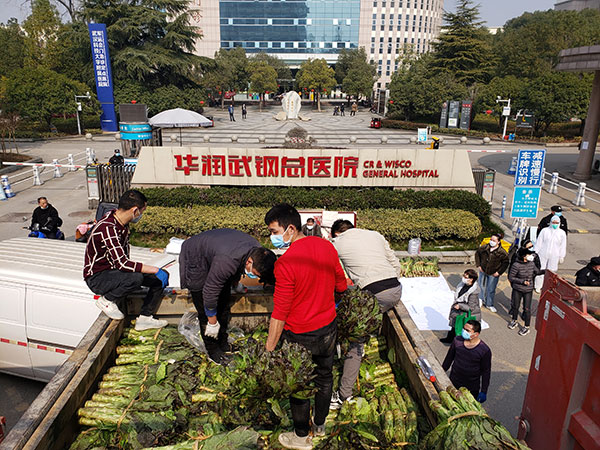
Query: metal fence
[[96, 164, 136, 203]]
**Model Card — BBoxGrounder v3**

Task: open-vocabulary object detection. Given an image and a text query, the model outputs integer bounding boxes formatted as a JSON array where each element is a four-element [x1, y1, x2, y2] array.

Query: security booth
[[471, 168, 496, 203], [118, 103, 155, 157]]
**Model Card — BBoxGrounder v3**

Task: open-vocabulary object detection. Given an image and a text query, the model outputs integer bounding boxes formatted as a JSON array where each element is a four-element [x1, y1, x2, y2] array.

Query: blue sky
[[1, 0, 559, 27]]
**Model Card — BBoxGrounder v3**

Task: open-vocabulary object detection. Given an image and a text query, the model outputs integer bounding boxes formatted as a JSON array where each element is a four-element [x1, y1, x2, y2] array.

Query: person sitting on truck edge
[[440, 269, 480, 344], [264, 204, 347, 450], [575, 256, 600, 287], [83, 189, 170, 330], [442, 319, 491, 403], [508, 248, 546, 336], [31, 197, 63, 239], [328, 219, 403, 409], [179, 229, 276, 366], [475, 233, 509, 313]]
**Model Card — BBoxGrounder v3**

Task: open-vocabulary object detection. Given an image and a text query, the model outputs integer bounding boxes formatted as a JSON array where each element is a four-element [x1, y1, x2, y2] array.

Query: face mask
[[526, 254, 535, 262], [554, 212, 562, 217], [245, 269, 258, 279], [461, 329, 472, 340], [462, 277, 470, 284], [489, 240, 497, 247], [306, 225, 314, 230], [551, 223, 559, 229], [131, 210, 143, 223], [270, 227, 291, 249]]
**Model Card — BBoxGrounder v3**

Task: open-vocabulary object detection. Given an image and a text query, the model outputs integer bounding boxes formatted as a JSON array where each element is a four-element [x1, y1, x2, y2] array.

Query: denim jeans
[[478, 271, 499, 307], [282, 318, 337, 437]]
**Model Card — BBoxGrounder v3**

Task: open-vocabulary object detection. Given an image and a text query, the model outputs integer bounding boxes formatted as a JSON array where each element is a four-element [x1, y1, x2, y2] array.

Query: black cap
[[591, 256, 600, 266], [551, 205, 562, 212]]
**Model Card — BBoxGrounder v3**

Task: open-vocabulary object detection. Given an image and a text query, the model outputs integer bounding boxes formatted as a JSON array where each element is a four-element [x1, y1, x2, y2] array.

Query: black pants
[[450, 373, 479, 398], [282, 318, 337, 437], [229, 113, 235, 121], [191, 285, 232, 362], [86, 270, 164, 316], [510, 290, 533, 326]]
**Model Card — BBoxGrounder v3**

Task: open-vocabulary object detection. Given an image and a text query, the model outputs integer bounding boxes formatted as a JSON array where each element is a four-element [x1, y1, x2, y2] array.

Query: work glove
[[205, 321, 220, 339], [156, 269, 170, 288], [559, 258, 564, 264], [477, 392, 487, 403]]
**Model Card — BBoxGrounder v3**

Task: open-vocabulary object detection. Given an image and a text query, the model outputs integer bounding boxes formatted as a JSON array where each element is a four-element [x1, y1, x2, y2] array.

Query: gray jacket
[[179, 229, 259, 314], [448, 282, 481, 326]]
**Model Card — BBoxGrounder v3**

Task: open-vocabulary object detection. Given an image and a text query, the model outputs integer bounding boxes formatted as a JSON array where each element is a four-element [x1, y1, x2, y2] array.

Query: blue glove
[[156, 269, 169, 288], [477, 392, 487, 403]]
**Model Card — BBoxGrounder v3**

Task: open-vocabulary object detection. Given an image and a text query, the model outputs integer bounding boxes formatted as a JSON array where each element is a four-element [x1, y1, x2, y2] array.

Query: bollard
[[0, 181, 6, 200], [1, 175, 13, 198], [85, 133, 93, 140], [573, 182, 586, 206], [409, 136, 417, 144], [258, 135, 265, 143], [507, 156, 518, 175], [85, 147, 96, 165], [204, 135, 211, 143], [68, 154, 76, 171], [460, 136, 468, 144], [380, 136, 388, 144], [52, 159, 63, 178], [482, 137, 491, 144], [548, 172, 559, 194], [349, 136, 357, 144], [231, 135, 238, 142], [500, 195, 506, 219], [32, 166, 44, 186]]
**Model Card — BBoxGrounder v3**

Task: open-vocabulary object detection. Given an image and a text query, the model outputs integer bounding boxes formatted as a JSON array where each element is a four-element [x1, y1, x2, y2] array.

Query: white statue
[[282, 91, 302, 119]]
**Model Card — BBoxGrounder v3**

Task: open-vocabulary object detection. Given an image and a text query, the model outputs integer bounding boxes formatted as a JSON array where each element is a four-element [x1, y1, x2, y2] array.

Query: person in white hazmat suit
[[534, 215, 567, 292]]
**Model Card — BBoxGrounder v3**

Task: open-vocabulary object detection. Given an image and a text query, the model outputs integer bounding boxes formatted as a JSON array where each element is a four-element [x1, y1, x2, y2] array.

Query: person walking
[[340, 103, 345, 116], [179, 229, 276, 365], [440, 269, 480, 344], [241, 103, 247, 119], [350, 102, 358, 116], [534, 216, 567, 293], [31, 197, 63, 239], [575, 256, 600, 287], [264, 204, 347, 449], [228, 104, 235, 121], [328, 219, 403, 409], [83, 190, 170, 330], [508, 248, 545, 336], [537, 205, 568, 237], [442, 319, 491, 402], [475, 234, 509, 313]]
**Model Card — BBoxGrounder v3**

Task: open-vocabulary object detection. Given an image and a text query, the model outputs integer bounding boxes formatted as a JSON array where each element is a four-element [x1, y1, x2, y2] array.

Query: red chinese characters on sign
[[333, 156, 359, 178], [174, 154, 199, 175], [201, 155, 227, 176], [307, 157, 331, 177], [281, 157, 306, 177], [228, 155, 252, 177], [255, 156, 279, 177]]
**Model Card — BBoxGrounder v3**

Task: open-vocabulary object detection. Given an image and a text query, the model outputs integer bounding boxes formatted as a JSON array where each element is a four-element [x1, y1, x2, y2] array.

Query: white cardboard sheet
[[399, 273, 489, 331]]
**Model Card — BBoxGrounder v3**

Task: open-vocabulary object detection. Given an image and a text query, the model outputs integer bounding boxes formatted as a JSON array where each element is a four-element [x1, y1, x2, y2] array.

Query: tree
[[0, 19, 26, 77], [430, 0, 495, 88], [79, 0, 203, 87], [296, 58, 336, 111], [249, 52, 292, 91], [494, 9, 600, 79], [342, 64, 377, 102], [522, 72, 591, 135], [47, 22, 95, 87], [475, 76, 527, 129], [4, 67, 99, 130], [203, 48, 248, 108], [335, 48, 370, 84], [22, 0, 62, 68], [248, 62, 277, 110], [114, 83, 206, 115]]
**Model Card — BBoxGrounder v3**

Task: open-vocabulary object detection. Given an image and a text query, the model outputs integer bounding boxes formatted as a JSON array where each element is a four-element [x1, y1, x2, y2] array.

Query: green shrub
[[132, 206, 481, 243], [139, 187, 491, 221]]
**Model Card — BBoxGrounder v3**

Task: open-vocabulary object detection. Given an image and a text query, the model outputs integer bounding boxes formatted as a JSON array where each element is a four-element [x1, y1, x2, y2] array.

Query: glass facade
[[219, 0, 360, 53]]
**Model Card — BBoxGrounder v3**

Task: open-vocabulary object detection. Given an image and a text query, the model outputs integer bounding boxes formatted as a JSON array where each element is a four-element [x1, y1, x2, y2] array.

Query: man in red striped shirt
[[264, 204, 347, 450], [84, 190, 170, 330]]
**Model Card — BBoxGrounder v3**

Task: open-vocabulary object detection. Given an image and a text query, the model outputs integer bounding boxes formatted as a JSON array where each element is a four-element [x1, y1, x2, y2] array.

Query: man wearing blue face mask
[[442, 319, 492, 403], [179, 229, 276, 365], [537, 205, 568, 236]]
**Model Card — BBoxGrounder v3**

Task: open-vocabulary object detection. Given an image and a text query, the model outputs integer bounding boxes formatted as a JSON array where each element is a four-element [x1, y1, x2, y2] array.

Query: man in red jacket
[[265, 204, 347, 450]]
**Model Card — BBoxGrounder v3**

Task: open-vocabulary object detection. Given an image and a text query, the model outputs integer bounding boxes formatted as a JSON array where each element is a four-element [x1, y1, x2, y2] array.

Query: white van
[[0, 238, 175, 382]]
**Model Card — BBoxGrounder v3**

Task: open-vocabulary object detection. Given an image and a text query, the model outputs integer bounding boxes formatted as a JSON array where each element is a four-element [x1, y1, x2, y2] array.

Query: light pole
[[75, 91, 91, 135], [496, 96, 511, 140]]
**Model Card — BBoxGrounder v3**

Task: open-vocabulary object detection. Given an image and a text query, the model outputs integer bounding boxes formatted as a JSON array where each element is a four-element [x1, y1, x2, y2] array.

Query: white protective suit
[[534, 225, 567, 290]]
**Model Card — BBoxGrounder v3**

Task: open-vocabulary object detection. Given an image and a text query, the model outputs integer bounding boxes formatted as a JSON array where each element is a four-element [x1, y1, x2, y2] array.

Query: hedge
[[140, 187, 491, 221], [132, 206, 482, 243]]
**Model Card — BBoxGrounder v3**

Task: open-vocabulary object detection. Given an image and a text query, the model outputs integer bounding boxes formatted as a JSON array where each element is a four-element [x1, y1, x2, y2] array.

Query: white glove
[[559, 258, 564, 264], [205, 321, 220, 339]]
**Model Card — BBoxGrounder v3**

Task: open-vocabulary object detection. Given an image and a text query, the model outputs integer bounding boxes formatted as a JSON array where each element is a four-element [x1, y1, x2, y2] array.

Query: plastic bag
[[178, 311, 207, 354], [166, 237, 185, 255]]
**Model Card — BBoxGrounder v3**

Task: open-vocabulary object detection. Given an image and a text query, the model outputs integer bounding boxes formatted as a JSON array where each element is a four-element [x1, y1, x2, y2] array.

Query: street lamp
[[75, 91, 91, 135], [496, 95, 511, 140]]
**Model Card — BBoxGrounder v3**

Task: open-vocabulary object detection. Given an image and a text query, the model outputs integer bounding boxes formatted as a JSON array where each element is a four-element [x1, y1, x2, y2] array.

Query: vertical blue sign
[[515, 149, 546, 186], [88, 23, 118, 132]]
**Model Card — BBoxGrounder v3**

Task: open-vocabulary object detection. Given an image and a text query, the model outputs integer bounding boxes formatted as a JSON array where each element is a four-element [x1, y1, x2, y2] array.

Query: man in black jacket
[[31, 197, 63, 239], [537, 205, 568, 236], [575, 257, 600, 287], [179, 229, 276, 364]]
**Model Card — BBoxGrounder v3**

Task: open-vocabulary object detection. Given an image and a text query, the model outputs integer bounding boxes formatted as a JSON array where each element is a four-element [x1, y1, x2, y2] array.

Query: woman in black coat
[[508, 248, 545, 336], [440, 269, 481, 343]]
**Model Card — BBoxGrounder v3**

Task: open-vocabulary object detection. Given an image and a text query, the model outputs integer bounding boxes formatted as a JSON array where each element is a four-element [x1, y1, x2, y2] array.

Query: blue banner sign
[[511, 186, 541, 219], [120, 132, 152, 141], [514, 149, 546, 186], [88, 23, 118, 132], [119, 123, 151, 132]]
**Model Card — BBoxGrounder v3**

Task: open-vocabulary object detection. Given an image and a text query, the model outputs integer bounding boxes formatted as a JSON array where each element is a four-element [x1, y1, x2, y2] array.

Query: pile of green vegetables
[[398, 257, 439, 278], [336, 289, 382, 353]]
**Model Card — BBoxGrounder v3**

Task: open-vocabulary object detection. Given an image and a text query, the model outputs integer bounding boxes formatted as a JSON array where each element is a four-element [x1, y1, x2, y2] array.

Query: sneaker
[[278, 431, 313, 450], [329, 391, 343, 410], [507, 320, 518, 330], [135, 315, 168, 331], [312, 418, 325, 437], [487, 306, 498, 313], [95, 297, 124, 320], [535, 288, 541, 294], [518, 326, 530, 336]]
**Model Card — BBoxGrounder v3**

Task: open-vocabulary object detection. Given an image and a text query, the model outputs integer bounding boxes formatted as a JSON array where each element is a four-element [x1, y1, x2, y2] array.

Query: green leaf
[[156, 362, 167, 384]]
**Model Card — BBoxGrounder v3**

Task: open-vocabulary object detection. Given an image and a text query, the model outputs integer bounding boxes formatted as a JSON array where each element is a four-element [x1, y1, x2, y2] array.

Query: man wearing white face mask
[[179, 229, 276, 365], [301, 217, 322, 237], [534, 215, 567, 293], [474, 233, 509, 313], [84, 190, 170, 330]]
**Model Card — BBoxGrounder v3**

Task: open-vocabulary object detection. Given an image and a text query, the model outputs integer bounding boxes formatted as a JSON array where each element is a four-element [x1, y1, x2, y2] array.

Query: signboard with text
[[511, 187, 542, 218], [448, 101, 460, 128], [515, 149, 546, 186], [88, 23, 118, 132], [131, 147, 476, 189], [460, 100, 473, 130]]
